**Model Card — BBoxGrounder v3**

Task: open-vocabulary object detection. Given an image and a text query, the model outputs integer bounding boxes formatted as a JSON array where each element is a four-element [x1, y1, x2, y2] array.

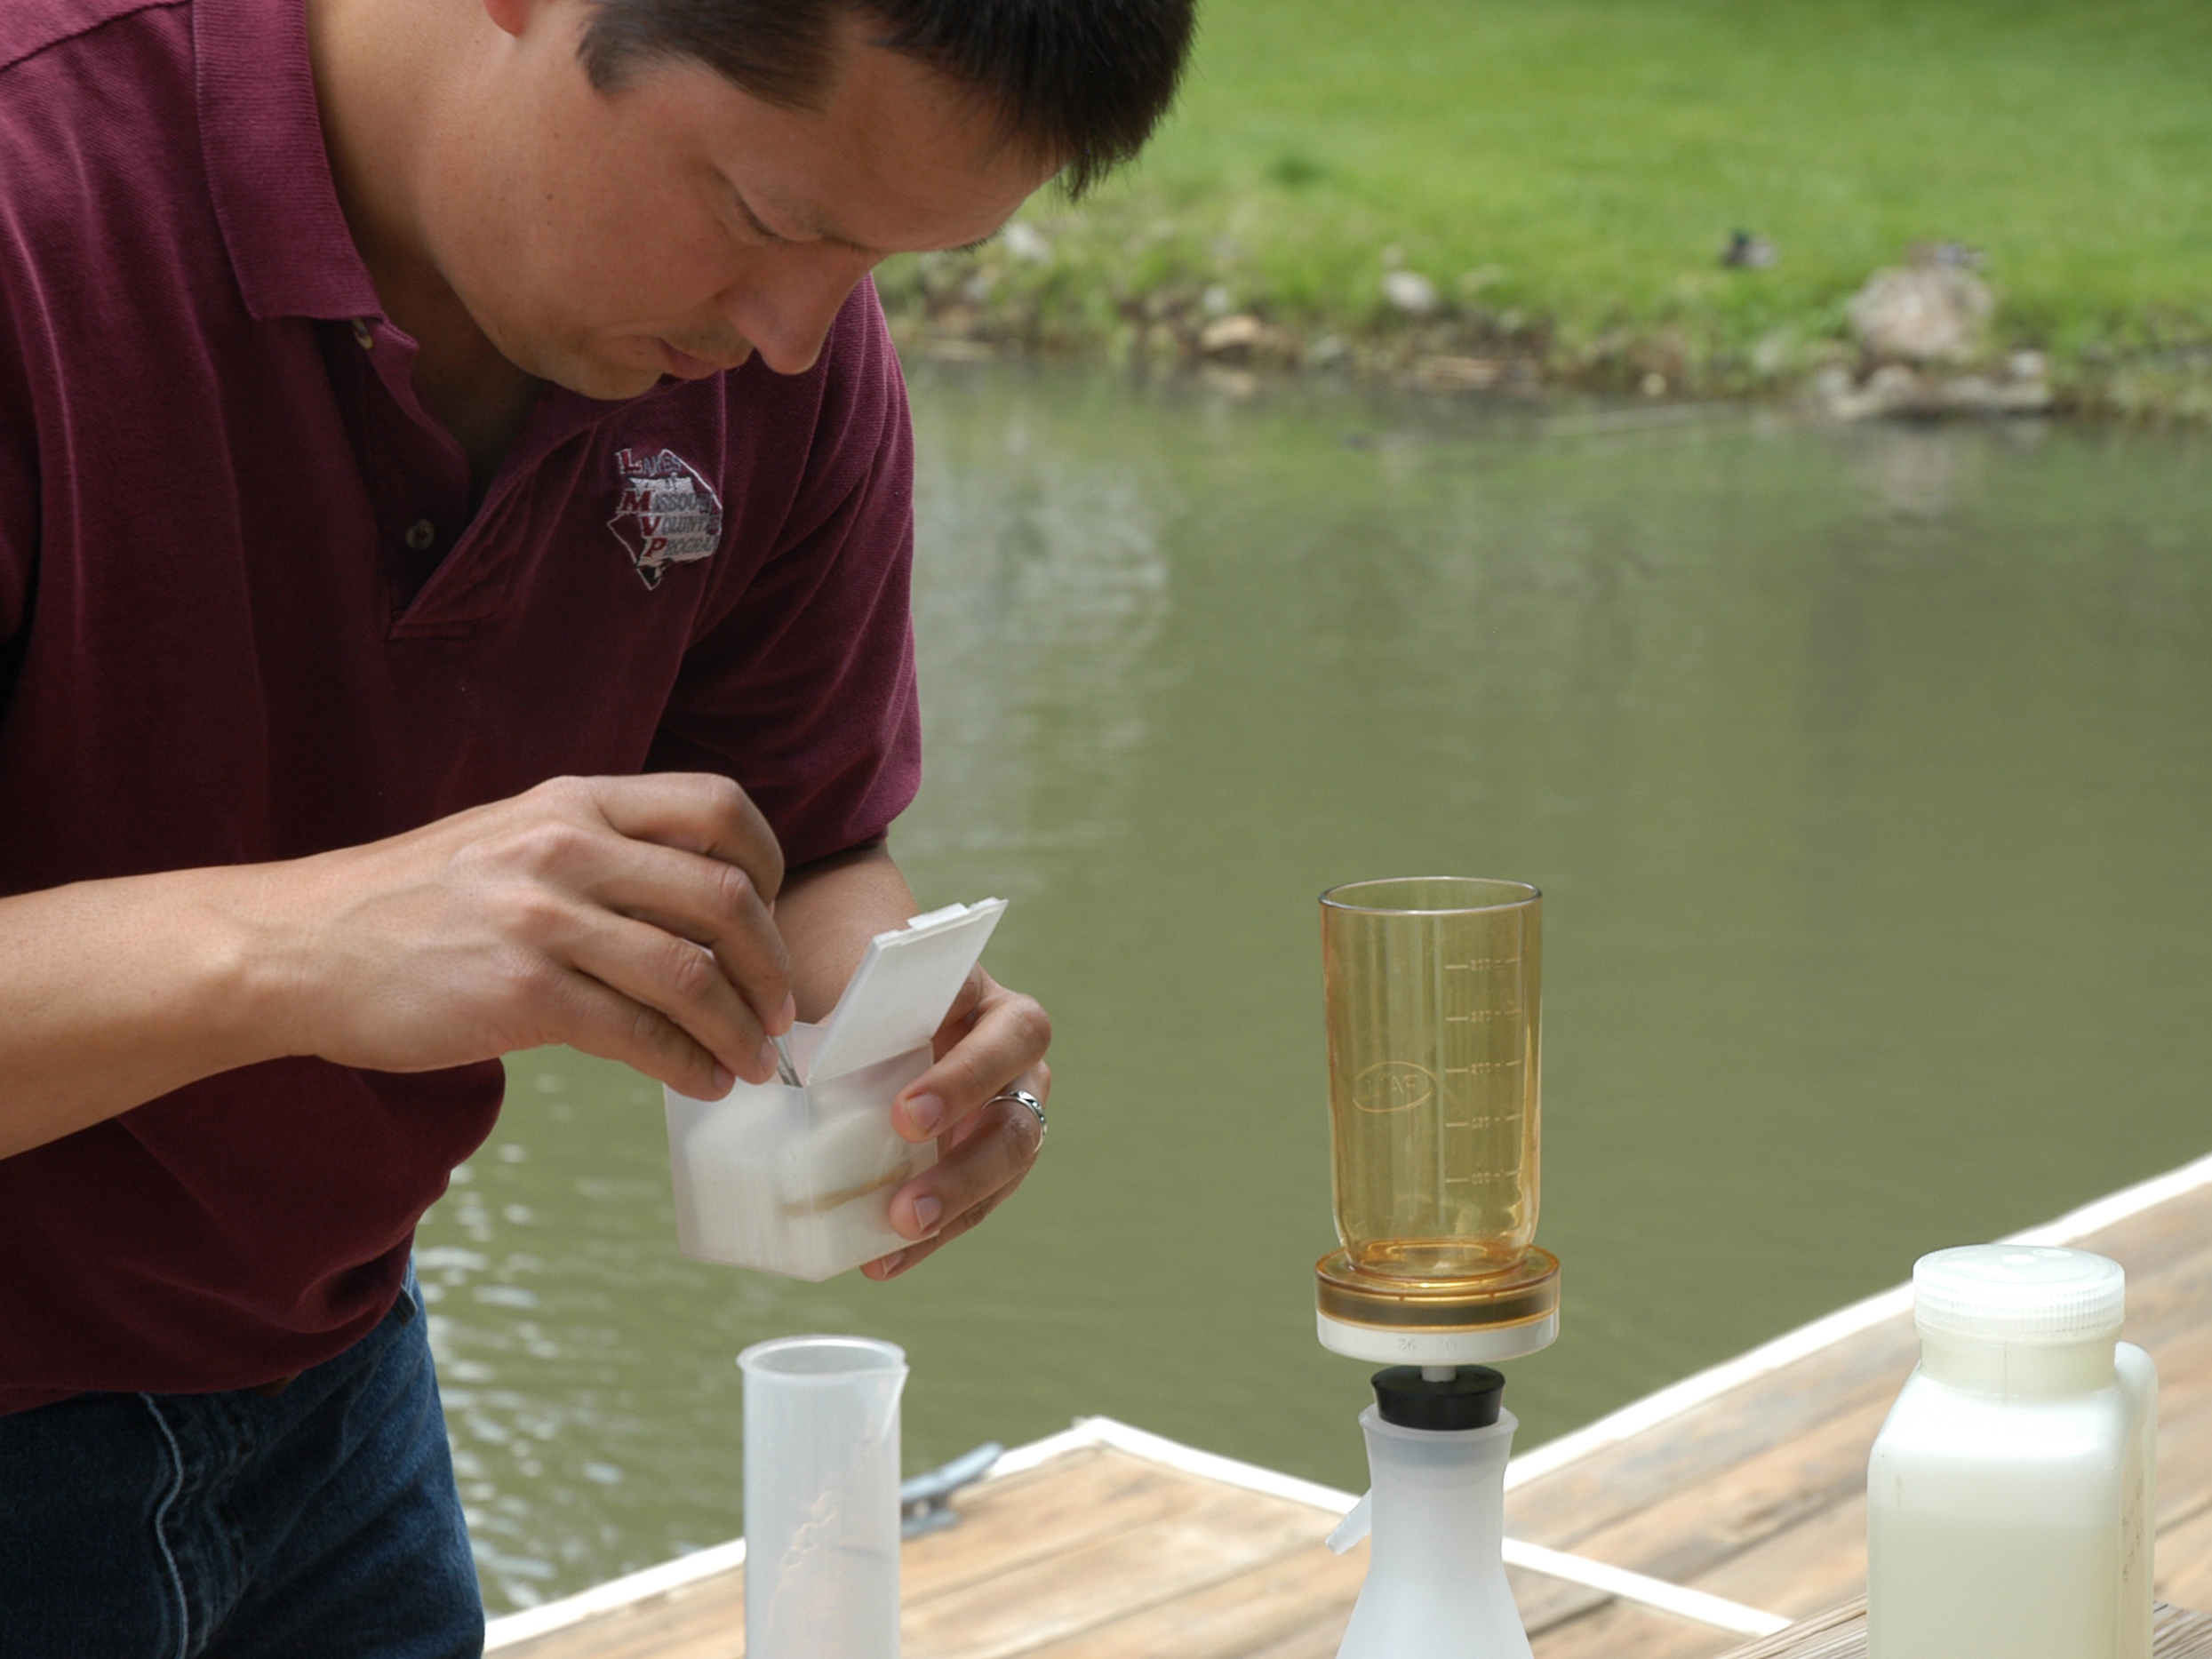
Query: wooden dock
[[1717, 1598, 2212, 1659], [487, 1151, 2212, 1659]]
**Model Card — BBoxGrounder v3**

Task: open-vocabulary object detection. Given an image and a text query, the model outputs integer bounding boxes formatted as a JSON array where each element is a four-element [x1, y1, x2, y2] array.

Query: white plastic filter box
[[665, 899, 1007, 1281]]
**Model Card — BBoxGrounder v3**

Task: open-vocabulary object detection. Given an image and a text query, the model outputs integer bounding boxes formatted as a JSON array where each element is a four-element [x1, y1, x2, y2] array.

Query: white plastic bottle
[[1867, 1246, 2156, 1659]]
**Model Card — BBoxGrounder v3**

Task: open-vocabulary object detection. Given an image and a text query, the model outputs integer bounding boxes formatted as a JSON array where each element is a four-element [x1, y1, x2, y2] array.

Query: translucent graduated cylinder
[[1866, 1336, 2157, 1659], [741, 1336, 906, 1659], [1322, 879, 1541, 1277]]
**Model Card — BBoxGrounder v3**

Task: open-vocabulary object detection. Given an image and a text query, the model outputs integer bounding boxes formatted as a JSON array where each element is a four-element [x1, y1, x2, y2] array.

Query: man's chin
[[519, 335, 748, 401], [549, 360, 671, 403], [514, 339, 682, 403]]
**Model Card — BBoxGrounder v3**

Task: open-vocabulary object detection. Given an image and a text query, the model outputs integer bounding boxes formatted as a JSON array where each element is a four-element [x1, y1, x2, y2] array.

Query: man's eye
[[728, 194, 786, 245]]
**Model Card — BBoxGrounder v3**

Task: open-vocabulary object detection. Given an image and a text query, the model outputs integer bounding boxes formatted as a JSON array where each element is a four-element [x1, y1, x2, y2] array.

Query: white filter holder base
[[666, 899, 1005, 1281], [1317, 1309, 1560, 1365]]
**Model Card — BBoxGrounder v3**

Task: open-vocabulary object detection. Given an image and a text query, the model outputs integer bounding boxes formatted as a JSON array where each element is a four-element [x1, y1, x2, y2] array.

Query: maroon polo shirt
[[0, 0, 922, 1414]]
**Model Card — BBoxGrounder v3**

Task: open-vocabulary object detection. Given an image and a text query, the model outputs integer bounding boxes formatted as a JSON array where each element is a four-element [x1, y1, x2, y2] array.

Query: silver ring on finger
[[988, 1087, 1046, 1141]]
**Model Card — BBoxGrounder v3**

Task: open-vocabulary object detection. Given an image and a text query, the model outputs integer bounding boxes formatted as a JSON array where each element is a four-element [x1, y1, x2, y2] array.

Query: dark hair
[[578, 0, 1197, 195]]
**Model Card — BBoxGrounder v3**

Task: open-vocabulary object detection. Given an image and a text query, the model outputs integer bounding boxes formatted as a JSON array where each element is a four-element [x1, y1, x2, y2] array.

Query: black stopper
[[1371, 1364, 1505, 1432]]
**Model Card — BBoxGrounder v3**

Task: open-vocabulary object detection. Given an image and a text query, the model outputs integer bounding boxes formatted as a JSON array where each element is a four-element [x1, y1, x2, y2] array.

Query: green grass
[[877, 0, 2212, 408]]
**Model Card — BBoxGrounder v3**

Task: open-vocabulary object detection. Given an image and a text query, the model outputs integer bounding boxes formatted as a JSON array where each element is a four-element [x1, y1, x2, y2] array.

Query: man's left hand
[[864, 966, 1050, 1279]]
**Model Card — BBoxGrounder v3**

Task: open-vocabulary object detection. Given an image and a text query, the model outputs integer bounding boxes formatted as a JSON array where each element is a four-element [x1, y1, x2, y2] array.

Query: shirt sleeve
[[644, 290, 922, 870], [0, 239, 36, 682]]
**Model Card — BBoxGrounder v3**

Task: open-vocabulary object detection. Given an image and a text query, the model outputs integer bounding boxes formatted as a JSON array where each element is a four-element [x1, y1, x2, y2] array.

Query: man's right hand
[[0, 774, 792, 1159], [265, 774, 794, 1096]]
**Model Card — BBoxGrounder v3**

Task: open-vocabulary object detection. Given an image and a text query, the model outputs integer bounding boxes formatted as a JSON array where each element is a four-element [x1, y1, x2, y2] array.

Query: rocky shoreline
[[880, 242, 2210, 424]]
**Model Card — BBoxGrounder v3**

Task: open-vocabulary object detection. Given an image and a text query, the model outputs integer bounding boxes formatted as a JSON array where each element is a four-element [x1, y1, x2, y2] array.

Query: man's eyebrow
[[731, 182, 881, 258]]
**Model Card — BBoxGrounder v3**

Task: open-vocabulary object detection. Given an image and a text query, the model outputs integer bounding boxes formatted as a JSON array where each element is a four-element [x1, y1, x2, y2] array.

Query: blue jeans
[[0, 1272, 483, 1658]]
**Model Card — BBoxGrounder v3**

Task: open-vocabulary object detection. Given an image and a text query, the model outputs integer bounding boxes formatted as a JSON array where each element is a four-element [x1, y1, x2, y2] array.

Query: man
[[0, 0, 1194, 1650]]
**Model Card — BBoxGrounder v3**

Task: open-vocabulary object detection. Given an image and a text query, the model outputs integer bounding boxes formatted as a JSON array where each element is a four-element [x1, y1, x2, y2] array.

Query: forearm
[[0, 865, 286, 1159], [773, 841, 918, 1021], [0, 772, 806, 1161]]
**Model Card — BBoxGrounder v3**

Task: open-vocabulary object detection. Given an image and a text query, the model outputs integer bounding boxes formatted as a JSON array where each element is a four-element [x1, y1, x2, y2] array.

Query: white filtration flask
[[1332, 1366, 1533, 1659], [1866, 1246, 2156, 1659], [741, 1335, 909, 1659]]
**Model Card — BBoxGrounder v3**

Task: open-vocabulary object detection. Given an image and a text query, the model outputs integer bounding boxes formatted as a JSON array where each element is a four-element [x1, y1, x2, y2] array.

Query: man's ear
[[481, 0, 539, 42]]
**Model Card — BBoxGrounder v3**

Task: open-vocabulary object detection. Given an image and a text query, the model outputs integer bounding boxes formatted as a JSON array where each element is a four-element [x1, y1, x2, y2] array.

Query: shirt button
[[350, 318, 375, 351], [403, 520, 437, 553]]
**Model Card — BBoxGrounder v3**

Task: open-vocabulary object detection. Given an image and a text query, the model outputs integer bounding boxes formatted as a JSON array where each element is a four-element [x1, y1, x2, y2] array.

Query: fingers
[[564, 912, 782, 1086], [891, 969, 1051, 1142], [542, 958, 735, 1101], [863, 1085, 1046, 1280], [588, 839, 793, 1037], [510, 775, 793, 1067], [863, 969, 1053, 1280], [579, 774, 787, 905], [866, 968, 1050, 1278]]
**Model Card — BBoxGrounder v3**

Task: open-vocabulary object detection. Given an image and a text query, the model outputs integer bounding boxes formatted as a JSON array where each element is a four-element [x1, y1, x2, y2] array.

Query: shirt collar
[[195, 0, 381, 323]]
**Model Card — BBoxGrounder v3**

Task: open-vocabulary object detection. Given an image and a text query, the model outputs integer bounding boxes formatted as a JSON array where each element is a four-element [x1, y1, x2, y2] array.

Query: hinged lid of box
[[797, 899, 1009, 1084]]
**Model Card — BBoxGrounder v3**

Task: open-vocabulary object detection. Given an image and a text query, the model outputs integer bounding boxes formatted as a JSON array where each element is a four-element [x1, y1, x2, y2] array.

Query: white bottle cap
[[1913, 1245, 2126, 1346]]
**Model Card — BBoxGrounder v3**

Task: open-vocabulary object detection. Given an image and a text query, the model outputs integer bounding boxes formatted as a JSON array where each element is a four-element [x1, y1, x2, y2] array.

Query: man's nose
[[724, 251, 878, 376]]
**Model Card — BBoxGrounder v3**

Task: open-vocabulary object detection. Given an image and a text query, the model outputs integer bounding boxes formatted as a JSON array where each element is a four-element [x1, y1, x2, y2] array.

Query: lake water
[[417, 366, 2212, 1612]]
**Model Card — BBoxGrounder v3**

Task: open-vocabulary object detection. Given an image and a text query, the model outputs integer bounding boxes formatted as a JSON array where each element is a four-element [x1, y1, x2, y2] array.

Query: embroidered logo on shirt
[[608, 448, 725, 589]]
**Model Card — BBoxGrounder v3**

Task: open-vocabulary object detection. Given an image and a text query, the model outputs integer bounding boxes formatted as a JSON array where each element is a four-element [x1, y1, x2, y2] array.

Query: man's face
[[423, 3, 1053, 398]]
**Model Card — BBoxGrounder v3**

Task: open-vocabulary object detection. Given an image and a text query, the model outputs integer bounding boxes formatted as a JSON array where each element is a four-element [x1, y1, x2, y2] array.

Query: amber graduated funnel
[[1315, 878, 1560, 1364]]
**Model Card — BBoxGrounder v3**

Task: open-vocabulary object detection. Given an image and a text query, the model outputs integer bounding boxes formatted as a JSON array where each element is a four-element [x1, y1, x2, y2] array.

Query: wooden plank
[[2120, 1244, 2212, 1347], [1527, 1592, 1745, 1659], [488, 1574, 742, 1659], [905, 1448, 1236, 1606], [2154, 1390, 2212, 1535], [1016, 1540, 1367, 1659], [2080, 1199, 2212, 1285], [1678, 1488, 1870, 1623], [2136, 1605, 2211, 1659], [1707, 1599, 1869, 1659], [1010, 1542, 1637, 1657], [1711, 1600, 2212, 1659], [1545, 1390, 1895, 1590], [1179, 1568, 1745, 1659], [2156, 1504, 2212, 1615], [1509, 1567, 1614, 1637], [903, 1475, 1338, 1659], [1229, 1612, 1354, 1659], [488, 1448, 1183, 1659], [2137, 1604, 2212, 1659], [1505, 1315, 1921, 1551], [2120, 1236, 2212, 1398]]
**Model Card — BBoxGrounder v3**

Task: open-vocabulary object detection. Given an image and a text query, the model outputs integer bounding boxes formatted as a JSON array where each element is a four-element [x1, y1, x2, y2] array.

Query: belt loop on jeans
[[252, 1374, 300, 1399]]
